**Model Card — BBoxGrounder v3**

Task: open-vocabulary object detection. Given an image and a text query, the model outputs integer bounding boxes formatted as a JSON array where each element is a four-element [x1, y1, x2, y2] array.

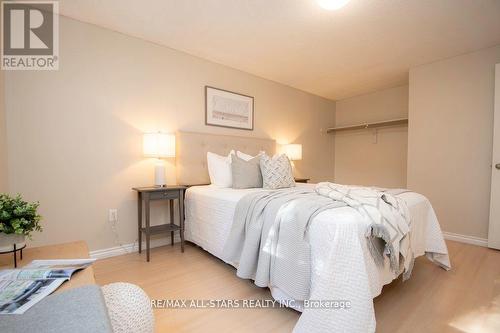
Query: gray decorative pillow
[[231, 154, 263, 189], [260, 154, 296, 189]]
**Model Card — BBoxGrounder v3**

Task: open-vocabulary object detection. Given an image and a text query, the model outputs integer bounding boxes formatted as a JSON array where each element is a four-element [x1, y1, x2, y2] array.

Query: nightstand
[[294, 178, 310, 183], [132, 185, 187, 261]]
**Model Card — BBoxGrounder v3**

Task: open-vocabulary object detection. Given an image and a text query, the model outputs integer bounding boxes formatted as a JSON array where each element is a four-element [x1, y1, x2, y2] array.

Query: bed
[[177, 131, 450, 333]]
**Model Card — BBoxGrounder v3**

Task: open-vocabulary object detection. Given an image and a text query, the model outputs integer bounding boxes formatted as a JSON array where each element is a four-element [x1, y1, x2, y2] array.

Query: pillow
[[207, 151, 235, 187], [231, 154, 263, 189], [236, 150, 264, 161], [260, 154, 296, 189]]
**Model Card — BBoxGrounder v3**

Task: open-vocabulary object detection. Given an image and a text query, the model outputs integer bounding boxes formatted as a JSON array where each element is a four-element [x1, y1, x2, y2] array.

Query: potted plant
[[0, 194, 42, 252]]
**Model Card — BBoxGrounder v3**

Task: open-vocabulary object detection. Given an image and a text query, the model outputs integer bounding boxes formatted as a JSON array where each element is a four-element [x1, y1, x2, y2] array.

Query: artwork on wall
[[205, 86, 254, 130]]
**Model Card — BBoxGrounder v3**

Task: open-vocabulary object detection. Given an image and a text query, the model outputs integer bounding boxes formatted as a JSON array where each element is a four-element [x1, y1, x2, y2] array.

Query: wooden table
[[0, 240, 95, 293], [132, 185, 187, 262]]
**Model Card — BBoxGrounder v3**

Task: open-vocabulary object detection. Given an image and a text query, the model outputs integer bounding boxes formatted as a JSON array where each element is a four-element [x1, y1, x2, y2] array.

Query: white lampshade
[[283, 144, 302, 161], [143, 132, 176, 158]]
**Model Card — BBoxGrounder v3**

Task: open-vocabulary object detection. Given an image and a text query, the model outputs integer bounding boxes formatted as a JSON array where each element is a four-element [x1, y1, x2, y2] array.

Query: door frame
[[488, 63, 500, 249]]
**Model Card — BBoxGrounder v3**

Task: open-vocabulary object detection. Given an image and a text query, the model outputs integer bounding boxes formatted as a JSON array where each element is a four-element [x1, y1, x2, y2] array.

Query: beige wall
[[408, 45, 500, 239], [334, 85, 408, 188], [0, 68, 7, 193], [4, 16, 335, 251]]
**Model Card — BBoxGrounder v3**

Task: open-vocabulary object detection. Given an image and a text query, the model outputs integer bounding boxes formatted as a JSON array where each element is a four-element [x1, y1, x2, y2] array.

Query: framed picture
[[205, 86, 254, 130]]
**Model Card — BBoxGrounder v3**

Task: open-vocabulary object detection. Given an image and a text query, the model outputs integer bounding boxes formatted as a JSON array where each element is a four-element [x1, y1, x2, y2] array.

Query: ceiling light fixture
[[317, 0, 351, 10]]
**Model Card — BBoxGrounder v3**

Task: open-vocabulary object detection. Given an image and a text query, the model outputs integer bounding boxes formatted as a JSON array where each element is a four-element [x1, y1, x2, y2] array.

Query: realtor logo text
[[1, 1, 59, 70]]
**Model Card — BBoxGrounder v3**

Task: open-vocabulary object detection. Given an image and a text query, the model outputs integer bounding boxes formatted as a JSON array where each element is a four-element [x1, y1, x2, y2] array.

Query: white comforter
[[184, 184, 450, 332]]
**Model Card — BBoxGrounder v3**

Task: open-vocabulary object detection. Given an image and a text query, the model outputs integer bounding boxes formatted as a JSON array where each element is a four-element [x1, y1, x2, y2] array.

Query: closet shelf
[[326, 118, 408, 133]]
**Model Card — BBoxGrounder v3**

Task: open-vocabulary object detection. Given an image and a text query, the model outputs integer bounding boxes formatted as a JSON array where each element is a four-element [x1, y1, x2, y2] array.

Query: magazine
[[0, 258, 95, 315]]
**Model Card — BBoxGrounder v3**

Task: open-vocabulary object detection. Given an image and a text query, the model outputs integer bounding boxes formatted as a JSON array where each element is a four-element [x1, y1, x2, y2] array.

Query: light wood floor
[[94, 240, 500, 333]]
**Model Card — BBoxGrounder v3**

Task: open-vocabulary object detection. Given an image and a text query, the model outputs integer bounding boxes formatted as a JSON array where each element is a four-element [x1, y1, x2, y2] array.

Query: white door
[[489, 63, 500, 249]]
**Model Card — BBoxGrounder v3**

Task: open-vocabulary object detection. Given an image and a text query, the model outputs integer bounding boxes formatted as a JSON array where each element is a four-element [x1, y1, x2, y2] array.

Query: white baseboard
[[90, 235, 181, 259], [442, 231, 488, 247], [90, 231, 488, 259]]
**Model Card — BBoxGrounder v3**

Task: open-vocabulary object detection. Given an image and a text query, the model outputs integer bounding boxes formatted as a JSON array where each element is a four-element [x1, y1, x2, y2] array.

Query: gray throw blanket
[[223, 183, 416, 298], [223, 187, 344, 298]]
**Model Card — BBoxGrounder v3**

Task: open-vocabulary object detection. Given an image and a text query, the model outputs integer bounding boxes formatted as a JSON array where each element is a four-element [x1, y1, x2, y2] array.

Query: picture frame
[[205, 86, 254, 130]]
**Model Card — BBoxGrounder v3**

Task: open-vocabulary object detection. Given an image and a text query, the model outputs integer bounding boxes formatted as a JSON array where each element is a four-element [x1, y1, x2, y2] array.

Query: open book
[[0, 259, 95, 315]]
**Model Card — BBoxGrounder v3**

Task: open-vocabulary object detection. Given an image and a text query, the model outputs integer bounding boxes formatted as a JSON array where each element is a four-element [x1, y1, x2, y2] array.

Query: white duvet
[[184, 184, 450, 332]]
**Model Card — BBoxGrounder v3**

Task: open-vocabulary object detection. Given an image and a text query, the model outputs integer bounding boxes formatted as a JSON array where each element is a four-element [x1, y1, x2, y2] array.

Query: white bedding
[[184, 184, 450, 331], [185, 183, 447, 274], [185, 185, 261, 260]]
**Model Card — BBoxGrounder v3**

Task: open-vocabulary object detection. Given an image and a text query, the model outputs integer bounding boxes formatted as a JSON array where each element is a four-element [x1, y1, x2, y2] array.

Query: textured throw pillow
[[207, 151, 235, 187], [260, 154, 296, 189], [231, 154, 263, 189]]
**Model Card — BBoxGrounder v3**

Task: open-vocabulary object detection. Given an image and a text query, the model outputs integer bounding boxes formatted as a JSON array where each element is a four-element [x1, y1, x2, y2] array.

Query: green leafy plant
[[0, 194, 42, 238]]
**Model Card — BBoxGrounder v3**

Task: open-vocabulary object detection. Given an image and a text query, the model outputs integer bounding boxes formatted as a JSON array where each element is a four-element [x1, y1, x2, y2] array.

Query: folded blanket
[[223, 187, 343, 290], [315, 182, 414, 279]]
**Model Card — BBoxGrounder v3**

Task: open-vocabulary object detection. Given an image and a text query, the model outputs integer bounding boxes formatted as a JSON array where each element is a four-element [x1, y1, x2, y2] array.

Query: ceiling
[[58, 0, 500, 100]]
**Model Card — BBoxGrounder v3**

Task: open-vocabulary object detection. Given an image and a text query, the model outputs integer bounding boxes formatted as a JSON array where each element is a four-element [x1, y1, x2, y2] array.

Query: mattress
[[185, 184, 263, 261], [184, 184, 445, 300]]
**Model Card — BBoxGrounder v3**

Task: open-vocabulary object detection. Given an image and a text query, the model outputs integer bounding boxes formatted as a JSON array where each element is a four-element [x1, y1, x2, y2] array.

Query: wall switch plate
[[108, 209, 118, 223]]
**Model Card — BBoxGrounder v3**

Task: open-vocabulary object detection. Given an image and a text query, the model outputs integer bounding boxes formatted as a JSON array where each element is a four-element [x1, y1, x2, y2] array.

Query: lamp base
[[154, 161, 166, 187]]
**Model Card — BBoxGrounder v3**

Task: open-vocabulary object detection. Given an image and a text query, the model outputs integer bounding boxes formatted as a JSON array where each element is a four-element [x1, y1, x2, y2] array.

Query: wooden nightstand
[[132, 185, 187, 262], [294, 178, 310, 183]]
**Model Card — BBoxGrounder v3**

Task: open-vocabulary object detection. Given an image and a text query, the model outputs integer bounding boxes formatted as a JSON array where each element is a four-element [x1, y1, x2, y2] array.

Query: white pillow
[[207, 151, 235, 187], [236, 150, 264, 161]]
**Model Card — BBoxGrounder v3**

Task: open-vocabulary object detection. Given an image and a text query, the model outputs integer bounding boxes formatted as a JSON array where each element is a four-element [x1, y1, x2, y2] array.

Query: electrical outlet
[[108, 209, 118, 223]]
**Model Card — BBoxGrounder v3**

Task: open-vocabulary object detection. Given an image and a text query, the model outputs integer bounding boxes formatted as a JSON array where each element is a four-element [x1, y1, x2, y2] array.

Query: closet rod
[[326, 118, 408, 133]]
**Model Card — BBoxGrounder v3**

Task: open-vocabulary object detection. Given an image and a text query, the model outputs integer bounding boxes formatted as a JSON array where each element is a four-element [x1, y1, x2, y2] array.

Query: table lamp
[[143, 132, 176, 187], [283, 144, 302, 177], [283, 144, 302, 162]]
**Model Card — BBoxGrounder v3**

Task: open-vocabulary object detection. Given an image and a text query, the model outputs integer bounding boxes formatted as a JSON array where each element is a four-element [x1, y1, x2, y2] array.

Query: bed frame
[[176, 131, 276, 185]]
